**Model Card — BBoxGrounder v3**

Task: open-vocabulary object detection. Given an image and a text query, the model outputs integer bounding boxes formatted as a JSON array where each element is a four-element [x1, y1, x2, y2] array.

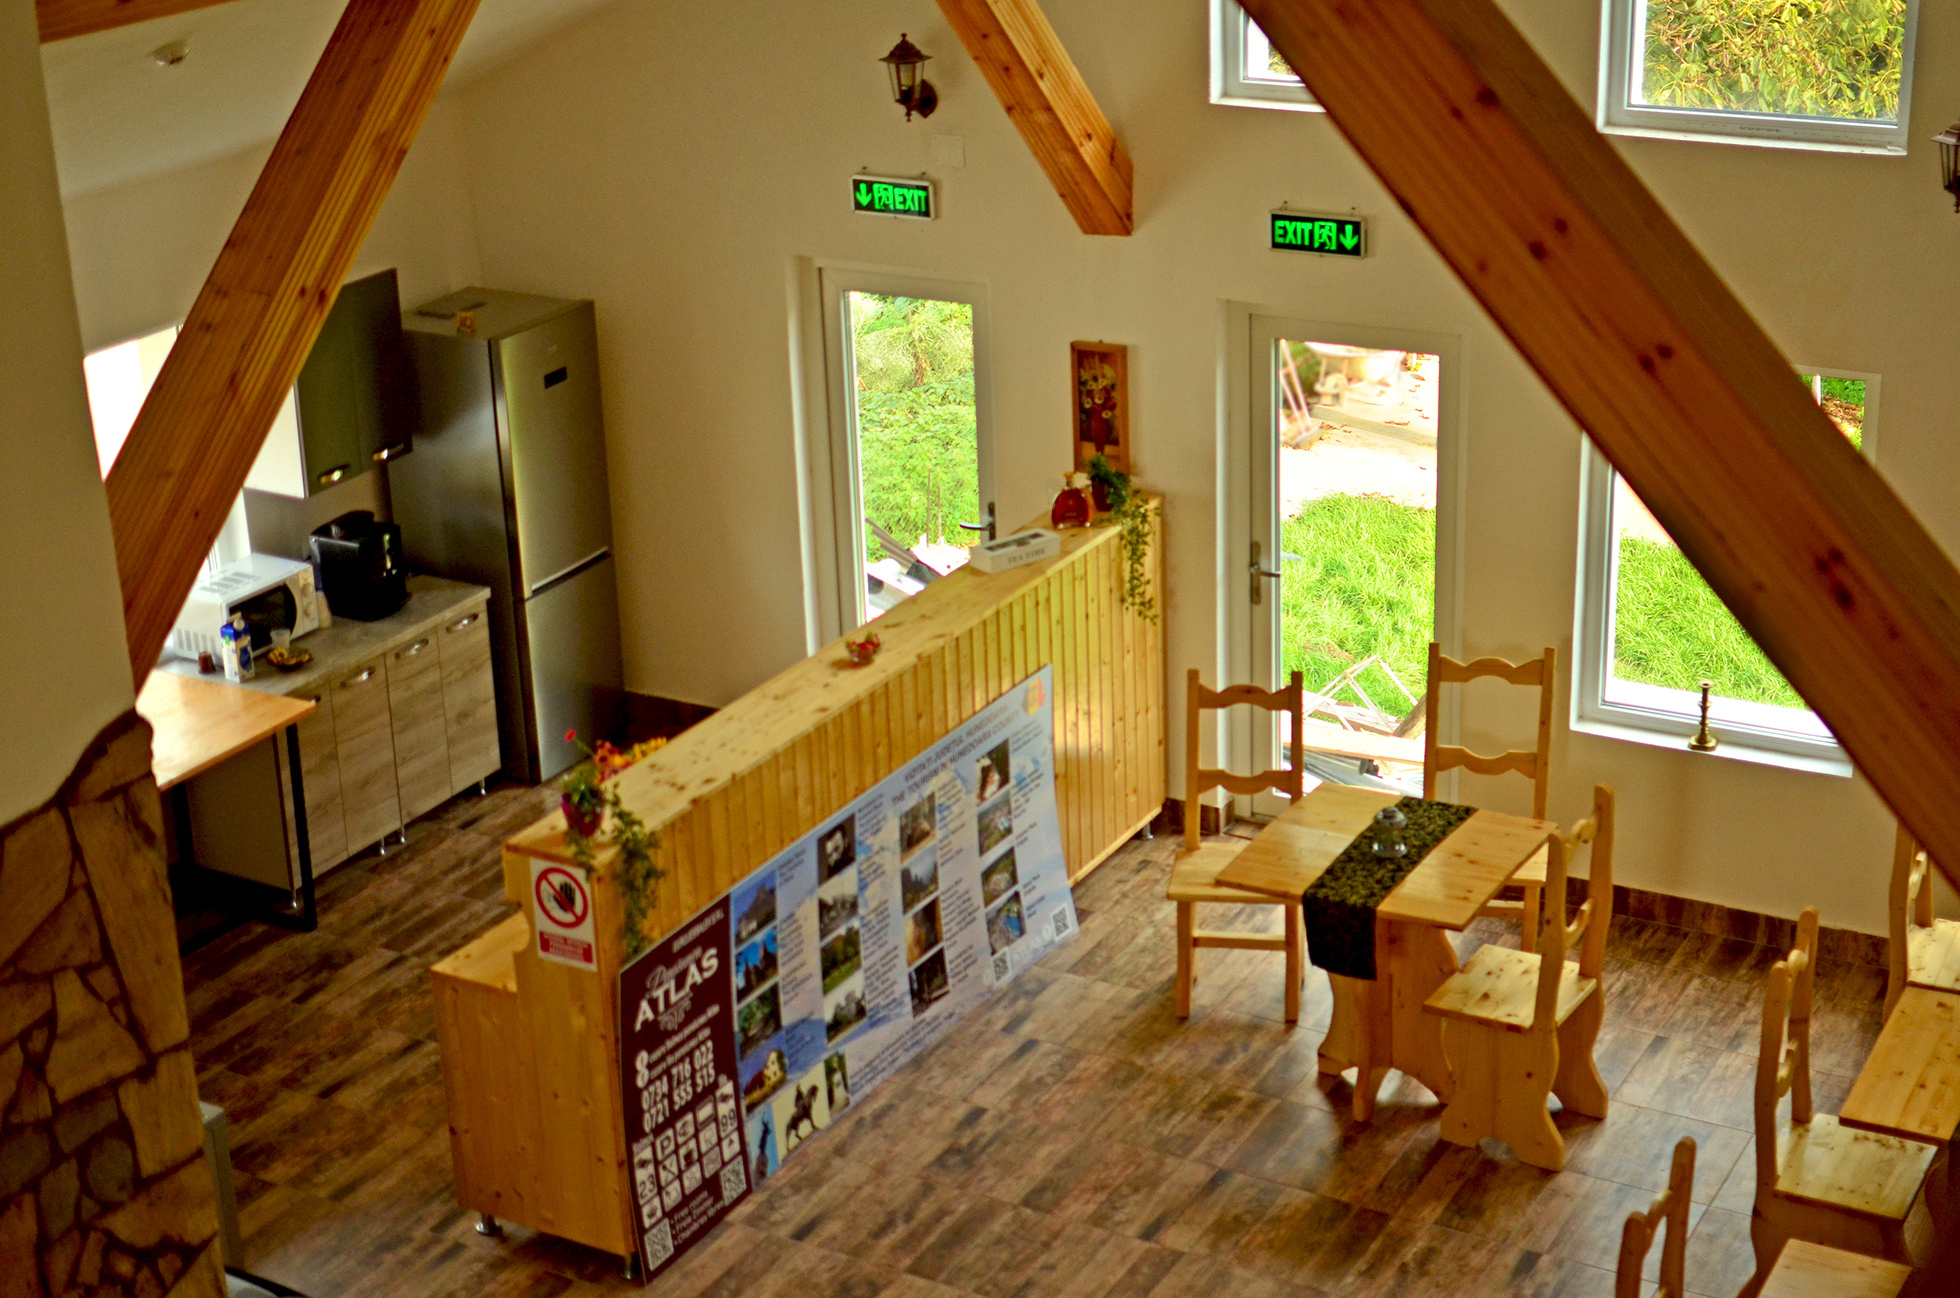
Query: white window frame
[[792, 261, 996, 648], [1598, 0, 1919, 154], [1210, 0, 1322, 113], [1572, 368, 1881, 775]]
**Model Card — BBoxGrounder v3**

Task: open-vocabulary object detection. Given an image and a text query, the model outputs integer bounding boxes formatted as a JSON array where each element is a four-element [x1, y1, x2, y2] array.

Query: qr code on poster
[[720, 1159, 747, 1205], [1050, 909, 1071, 939], [990, 953, 1010, 983], [642, 1220, 674, 1268]]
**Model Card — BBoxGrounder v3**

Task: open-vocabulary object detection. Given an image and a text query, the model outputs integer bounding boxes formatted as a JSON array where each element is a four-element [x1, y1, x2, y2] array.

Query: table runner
[[1301, 796, 1476, 979]]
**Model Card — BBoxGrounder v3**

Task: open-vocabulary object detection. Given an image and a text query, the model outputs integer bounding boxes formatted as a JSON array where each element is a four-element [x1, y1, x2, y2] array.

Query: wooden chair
[[1887, 824, 1960, 1021], [1746, 907, 1936, 1297], [1423, 643, 1556, 950], [1617, 1137, 1695, 1298], [1423, 783, 1614, 1171], [1758, 1240, 1911, 1298], [1168, 669, 1306, 1022]]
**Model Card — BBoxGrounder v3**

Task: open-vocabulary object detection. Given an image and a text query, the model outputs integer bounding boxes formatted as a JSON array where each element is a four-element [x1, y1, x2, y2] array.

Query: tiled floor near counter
[[179, 796, 1902, 1298]]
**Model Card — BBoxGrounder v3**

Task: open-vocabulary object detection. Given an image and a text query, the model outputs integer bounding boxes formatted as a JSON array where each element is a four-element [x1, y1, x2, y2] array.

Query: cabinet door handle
[[317, 464, 350, 486], [371, 441, 410, 464], [304, 695, 322, 706], [341, 667, 375, 688], [396, 639, 430, 659], [448, 612, 481, 632]]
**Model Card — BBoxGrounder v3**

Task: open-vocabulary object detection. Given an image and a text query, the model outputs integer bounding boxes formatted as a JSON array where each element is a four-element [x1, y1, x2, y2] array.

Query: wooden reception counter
[[433, 505, 1166, 1260]]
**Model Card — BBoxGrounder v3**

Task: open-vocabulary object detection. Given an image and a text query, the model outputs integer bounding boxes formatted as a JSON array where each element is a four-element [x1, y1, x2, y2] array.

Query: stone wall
[[1, 712, 221, 1297]]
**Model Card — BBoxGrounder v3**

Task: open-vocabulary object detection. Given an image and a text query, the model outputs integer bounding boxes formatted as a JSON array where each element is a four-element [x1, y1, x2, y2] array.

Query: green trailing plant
[[1111, 494, 1158, 623], [560, 733, 665, 958]]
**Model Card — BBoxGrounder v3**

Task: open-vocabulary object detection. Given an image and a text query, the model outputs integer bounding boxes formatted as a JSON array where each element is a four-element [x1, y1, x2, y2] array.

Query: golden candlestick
[[1688, 680, 1719, 752]]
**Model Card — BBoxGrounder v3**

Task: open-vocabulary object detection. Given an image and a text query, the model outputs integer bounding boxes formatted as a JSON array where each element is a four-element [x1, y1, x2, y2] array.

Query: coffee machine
[[309, 511, 408, 621]]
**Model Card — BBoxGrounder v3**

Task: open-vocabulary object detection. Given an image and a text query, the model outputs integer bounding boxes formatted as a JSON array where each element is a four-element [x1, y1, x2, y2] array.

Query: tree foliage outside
[[1280, 494, 1434, 723], [1640, 0, 1906, 121], [850, 293, 978, 566]]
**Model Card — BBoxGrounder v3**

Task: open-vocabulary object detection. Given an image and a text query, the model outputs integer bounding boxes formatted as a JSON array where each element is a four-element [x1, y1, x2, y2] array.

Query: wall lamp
[[1938, 119, 1960, 211], [881, 34, 938, 121]]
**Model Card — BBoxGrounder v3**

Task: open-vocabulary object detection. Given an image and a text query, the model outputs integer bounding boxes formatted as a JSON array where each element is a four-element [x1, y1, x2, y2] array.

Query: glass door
[[819, 271, 994, 634], [1244, 318, 1454, 814]]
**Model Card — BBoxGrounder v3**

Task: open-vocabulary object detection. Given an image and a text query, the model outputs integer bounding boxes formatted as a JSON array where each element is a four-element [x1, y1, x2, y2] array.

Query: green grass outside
[[1278, 492, 1808, 723], [1613, 534, 1804, 709]]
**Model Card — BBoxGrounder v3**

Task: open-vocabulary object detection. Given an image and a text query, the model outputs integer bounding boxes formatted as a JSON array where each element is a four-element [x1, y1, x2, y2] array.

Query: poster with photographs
[[618, 667, 1072, 1278], [617, 897, 749, 1280]]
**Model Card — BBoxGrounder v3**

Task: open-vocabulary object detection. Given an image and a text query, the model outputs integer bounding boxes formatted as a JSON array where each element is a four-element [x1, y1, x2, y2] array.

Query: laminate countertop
[[157, 575, 491, 699]]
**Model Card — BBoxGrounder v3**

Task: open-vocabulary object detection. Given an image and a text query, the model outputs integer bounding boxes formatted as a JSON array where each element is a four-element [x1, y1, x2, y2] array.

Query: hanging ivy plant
[[1111, 495, 1158, 623], [560, 734, 667, 959]]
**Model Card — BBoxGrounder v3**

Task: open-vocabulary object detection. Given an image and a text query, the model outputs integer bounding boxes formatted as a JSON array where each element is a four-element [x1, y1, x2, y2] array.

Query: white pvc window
[[1573, 369, 1879, 773], [1598, 0, 1917, 153], [1210, 1, 1321, 113]]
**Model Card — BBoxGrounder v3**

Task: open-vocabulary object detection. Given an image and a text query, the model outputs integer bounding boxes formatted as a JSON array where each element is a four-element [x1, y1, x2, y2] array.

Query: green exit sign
[[853, 175, 935, 220], [1270, 211, 1366, 257]]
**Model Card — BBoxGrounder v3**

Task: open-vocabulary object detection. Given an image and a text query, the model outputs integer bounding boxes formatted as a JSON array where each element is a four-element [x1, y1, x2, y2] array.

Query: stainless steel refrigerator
[[393, 288, 624, 783]]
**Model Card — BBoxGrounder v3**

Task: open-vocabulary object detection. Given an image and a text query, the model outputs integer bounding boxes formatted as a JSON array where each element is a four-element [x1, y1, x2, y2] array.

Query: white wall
[[0, 0, 137, 823], [62, 95, 483, 353], [450, 0, 1958, 933]]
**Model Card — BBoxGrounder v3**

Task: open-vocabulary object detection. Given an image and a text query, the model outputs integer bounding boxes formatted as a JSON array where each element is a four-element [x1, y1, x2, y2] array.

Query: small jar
[[1368, 806, 1408, 859]]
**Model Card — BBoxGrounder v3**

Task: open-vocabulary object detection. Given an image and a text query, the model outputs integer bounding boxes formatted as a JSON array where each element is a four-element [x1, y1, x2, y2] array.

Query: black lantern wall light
[[882, 34, 938, 120], [1938, 118, 1960, 211]]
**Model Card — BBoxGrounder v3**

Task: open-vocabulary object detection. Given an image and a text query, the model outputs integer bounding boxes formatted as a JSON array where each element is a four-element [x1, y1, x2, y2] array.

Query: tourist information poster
[[618, 666, 1074, 1276]]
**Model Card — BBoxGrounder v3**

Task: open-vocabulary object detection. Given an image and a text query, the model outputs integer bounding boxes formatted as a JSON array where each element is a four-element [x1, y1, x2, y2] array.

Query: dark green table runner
[[1301, 797, 1477, 980]]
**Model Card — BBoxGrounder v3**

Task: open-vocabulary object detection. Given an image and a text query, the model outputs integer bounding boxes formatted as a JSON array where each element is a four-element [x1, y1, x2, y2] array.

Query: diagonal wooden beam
[[38, 0, 240, 44], [1241, 0, 1960, 890], [104, 0, 478, 684], [935, 0, 1132, 235]]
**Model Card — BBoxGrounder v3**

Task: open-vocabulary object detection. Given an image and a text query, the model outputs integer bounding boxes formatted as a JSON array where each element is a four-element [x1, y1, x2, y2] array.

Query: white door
[[1230, 313, 1463, 816], [814, 269, 996, 641]]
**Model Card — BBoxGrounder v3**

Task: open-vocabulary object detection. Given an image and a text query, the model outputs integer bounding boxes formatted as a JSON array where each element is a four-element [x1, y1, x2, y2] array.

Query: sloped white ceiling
[[41, 0, 618, 196]]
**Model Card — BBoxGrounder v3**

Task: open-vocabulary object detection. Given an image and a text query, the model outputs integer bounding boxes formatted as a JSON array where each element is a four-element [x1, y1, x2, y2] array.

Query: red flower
[[565, 729, 578, 743]]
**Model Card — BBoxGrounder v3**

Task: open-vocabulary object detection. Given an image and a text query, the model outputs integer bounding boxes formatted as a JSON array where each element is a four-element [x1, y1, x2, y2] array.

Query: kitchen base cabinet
[[439, 607, 499, 792], [277, 685, 347, 871], [333, 656, 401, 853], [388, 632, 451, 821]]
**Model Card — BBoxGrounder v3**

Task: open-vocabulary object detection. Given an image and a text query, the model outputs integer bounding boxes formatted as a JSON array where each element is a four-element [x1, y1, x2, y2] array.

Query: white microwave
[[169, 554, 324, 661]]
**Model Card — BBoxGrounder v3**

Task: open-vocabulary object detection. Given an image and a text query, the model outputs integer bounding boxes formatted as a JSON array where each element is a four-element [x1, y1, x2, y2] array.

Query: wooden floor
[[182, 800, 1900, 1298]]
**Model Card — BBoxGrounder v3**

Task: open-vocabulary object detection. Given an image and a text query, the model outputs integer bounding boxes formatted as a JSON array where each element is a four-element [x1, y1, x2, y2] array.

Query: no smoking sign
[[531, 861, 597, 970]]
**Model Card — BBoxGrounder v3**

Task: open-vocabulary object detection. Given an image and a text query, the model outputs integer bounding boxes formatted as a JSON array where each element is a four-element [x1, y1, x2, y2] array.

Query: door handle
[[317, 464, 349, 486], [396, 638, 430, 659], [448, 612, 481, 632], [371, 441, 410, 464], [1250, 540, 1284, 605], [341, 667, 375, 688], [957, 502, 997, 543]]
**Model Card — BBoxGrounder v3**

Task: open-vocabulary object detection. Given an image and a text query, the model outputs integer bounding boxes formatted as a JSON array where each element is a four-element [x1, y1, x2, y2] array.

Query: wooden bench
[[1841, 984, 1960, 1211]]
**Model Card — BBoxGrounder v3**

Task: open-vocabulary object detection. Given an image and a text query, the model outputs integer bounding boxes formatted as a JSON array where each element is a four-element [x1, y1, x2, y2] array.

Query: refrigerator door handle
[[526, 548, 610, 599]]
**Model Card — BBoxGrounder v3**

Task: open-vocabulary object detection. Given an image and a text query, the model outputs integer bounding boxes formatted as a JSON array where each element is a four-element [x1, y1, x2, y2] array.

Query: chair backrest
[[1184, 669, 1305, 852], [1754, 907, 1821, 1194], [1889, 823, 1934, 1019], [1422, 643, 1556, 818], [1616, 1137, 1696, 1298], [1532, 784, 1614, 1029]]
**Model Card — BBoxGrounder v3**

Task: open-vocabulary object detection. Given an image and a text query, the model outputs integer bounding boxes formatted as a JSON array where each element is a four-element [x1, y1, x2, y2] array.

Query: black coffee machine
[[310, 511, 409, 621]]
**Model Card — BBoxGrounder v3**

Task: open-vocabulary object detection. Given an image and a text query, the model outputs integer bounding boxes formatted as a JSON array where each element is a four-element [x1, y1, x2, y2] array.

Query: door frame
[[1220, 303, 1468, 815], [791, 258, 997, 648]]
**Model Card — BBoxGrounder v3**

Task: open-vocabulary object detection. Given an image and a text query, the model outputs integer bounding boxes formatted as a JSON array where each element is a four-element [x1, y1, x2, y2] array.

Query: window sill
[[1599, 121, 1907, 157], [1211, 91, 1324, 114], [1571, 713, 1854, 779]]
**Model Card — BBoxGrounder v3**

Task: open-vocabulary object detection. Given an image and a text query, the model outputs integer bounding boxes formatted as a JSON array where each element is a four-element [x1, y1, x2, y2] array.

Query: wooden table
[[1841, 985, 1960, 1205], [1216, 783, 1557, 1119], [137, 671, 320, 934]]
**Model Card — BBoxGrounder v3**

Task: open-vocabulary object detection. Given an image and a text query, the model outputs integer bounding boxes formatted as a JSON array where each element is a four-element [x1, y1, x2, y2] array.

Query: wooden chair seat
[[1760, 1240, 1911, 1298], [1841, 986, 1960, 1150], [1771, 1115, 1935, 1223], [1906, 918, 1960, 994], [1166, 842, 1266, 904], [1424, 942, 1597, 1031]]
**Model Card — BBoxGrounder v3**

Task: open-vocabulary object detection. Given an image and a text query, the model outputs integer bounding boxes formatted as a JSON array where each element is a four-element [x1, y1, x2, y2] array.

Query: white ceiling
[[41, 0, 617, 196]]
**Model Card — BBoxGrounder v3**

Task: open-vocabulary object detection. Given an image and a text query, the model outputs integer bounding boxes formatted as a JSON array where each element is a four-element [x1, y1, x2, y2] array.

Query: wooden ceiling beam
[[37, 0, 240, 44], [1242, 0, 1960, 890], [104, 0, 479, 683], [935, 0, 1133, 235]]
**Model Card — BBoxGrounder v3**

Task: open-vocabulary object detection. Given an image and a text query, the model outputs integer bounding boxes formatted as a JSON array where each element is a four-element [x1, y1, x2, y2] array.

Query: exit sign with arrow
[[853, 175, 936, 220], [1270, 211, 1366, 257]]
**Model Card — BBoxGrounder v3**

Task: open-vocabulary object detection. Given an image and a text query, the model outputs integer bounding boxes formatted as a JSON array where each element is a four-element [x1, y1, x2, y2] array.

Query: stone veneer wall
[[0, 712, 221, 1298]]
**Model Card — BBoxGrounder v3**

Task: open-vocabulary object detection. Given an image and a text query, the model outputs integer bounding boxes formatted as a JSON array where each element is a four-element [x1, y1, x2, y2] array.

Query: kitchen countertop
[[137, 672, 316, 790], [157, 575, 490, 698]]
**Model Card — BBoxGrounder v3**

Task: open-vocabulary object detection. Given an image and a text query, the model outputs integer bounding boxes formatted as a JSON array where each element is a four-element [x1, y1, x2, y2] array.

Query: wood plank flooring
[[180, 802, 1898, 1298]]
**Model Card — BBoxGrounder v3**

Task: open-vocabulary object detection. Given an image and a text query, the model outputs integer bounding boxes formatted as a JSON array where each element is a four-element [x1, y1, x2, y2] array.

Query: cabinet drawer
[[332, 657, 400, 851], [278, 686, 347, 872], [387, 633, 451, 822], [439, 606, 500, 791]]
